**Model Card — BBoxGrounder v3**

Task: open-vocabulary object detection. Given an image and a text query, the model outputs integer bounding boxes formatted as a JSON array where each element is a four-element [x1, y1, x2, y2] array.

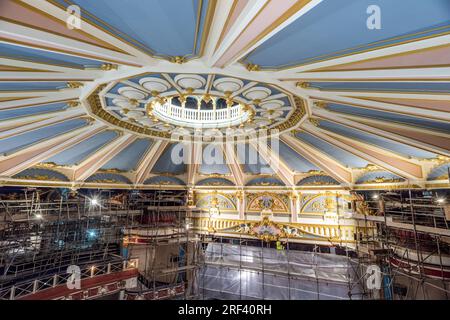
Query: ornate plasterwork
[[192, 217, 361, 243], [239, 217, 306, 242], [195, 192, 237, 211], [246, 192, 289, 213], [85, 73, 307, 140]]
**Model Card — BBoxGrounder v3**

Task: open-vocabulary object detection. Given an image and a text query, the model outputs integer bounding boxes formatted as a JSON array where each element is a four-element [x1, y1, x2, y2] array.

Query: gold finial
[[80, 115, 94, 124], [150, 90, 160, 97], [185, 87, 194, 95], [253, 99, 261, 106], [314, 101, 327, 108], [296, 82, 310, 89], [67, 100, 80, 107], [100, 63, 118, 71], [365, 164, 378, 171], [246, 63, 260, 71], [122, 108, 129, 114], [178, 94, 187, 104], [309, 117, 320, 127], [155, 96, 166, 105], [203, 93, 212, 103], [170, 56, 186, 64], [289, 192, 298, 201], [67, 81, 83, 89], [129, 99, 140, 106]]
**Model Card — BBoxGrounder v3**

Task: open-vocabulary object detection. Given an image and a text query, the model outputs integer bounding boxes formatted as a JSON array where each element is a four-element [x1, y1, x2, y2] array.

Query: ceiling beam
[[302, 122, 424, 180], [0, 18, 142, 67], [134, 140, 170, 185], [273, 34, 450, 73], [222, 143, 245, 187], [211, 0, 321, 68], [0, 90, 80, 111], [313, 107, 450, 156], [0, 123, 106, 177], [278, 67, 450, 81], [248, 139, 295, 187], [73, 133, 137, 182], [307, 93, 450, 122], [281, 133, 352, 185], [0, 107, 85, 140], [186, 141, 202, 186]]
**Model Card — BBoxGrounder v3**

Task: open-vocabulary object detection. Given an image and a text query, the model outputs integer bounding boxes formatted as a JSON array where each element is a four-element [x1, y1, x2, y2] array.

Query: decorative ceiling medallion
[[139, 77, 171, 93], [174, 74, 206, 90], [117, 87, 147, 100], [213, 77, 244, 93], [260, 100, 284, 110], [243, 87, 271, 101], [87, 73, 306, 140]]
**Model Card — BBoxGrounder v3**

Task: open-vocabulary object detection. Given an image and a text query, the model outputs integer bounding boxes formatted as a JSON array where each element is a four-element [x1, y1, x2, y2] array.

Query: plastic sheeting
[[199, 243, 363, 300]]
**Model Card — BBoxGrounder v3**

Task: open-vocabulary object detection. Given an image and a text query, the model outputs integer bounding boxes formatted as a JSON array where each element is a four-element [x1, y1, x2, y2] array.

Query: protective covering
[[199, 243, 363, 300]]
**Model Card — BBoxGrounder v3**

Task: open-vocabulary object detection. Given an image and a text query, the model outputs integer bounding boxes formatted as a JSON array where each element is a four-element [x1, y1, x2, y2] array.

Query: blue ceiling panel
[[0, 119, 87, 156], [55, 0, 211, 57], [199, 145, 229, 175], [151, 143, 186, 174], [277, 141, 320, 172], [102, 138, 153, 171], [319, 120, 436, 159], [238, 144, 274, 175], [0, 82, 67, 91], [309, 82, 450, 93], [427, 163, 450, 180], [0, 102, 68, 121], [327, 103, 450, 133], [44, 130, 118, 166], [0, 42, 105, 68], [245, 0, 450, 68], [295, 131, 369, 168]]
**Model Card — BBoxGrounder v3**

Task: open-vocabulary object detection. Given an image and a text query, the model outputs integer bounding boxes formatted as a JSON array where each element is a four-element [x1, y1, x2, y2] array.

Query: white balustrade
[[152, 102, 249, 129]]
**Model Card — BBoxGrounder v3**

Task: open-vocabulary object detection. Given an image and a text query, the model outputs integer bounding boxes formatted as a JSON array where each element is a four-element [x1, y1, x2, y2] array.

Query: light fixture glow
[[372, 194, 379, 200], [90, 197, 99, 206], [35, 213, 43, 219], [437, 198, 445, 204]]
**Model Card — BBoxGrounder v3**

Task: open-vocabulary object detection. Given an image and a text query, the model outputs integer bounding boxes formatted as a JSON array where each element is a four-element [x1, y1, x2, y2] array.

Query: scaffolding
[[121, 189, 203, 300], [0, 187, 201, 300], [352, 189, 450, 300], [0, 188, 130, 296], [1, 186, 449, 300], [198, 240, 364, 300]]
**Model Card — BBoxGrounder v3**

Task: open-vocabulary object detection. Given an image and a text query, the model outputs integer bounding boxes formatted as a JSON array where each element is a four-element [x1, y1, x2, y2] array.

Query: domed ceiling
[[0, 0, 449, 190]]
